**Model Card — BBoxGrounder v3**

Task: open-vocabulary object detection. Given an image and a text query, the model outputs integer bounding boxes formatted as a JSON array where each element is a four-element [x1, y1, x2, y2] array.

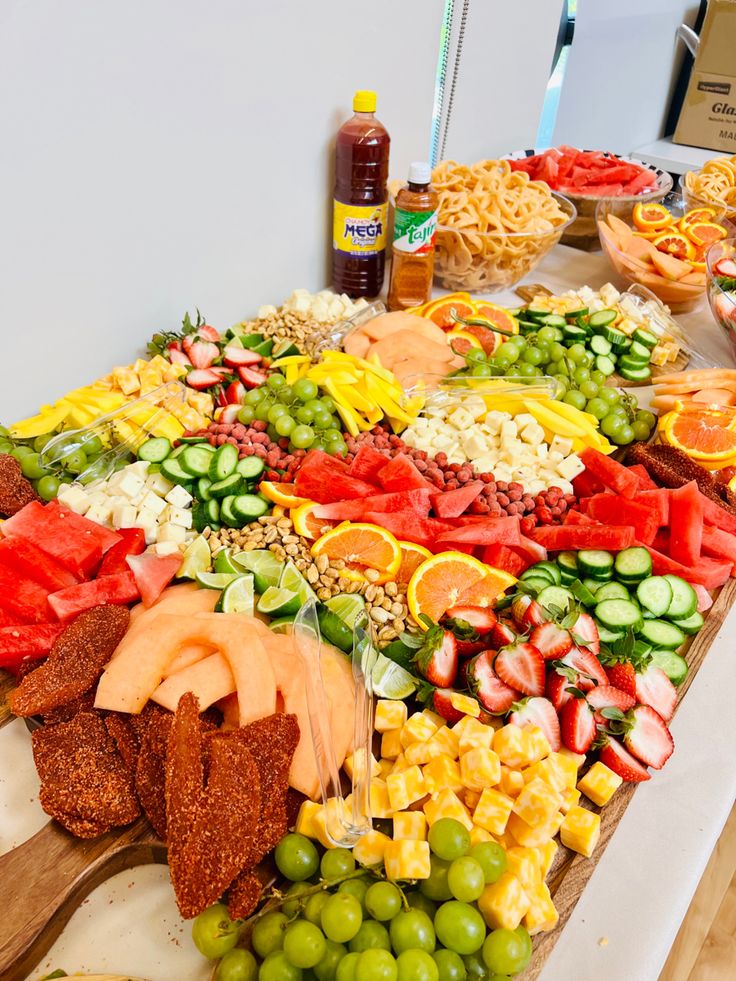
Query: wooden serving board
[[1, 580, 735, 981]]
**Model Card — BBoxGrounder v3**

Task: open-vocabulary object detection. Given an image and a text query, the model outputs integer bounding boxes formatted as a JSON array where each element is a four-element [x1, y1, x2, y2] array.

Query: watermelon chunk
[[572, 470, 605, 498], [48, 571, 140, 620], [348, 445, 390, 484], [0, 608, 29, 628], [295, 466, 379, 504], [565, 509, 595, 525], [693, 583, 714, 613], [0, 623, 67, 672], [431, 481, 484, 519], [98, 528, 147, 577], [700, 494, 736, 535], [579, 448, 640, 499], [360, 512, 453, 550], [639, 542, 731, 589], [669, 482, 703, 566], [628, 464, 658, 491], [509, 535, 548, 565], [0, 564, 51, 623], [701, 525, 736, 570], [0, 536, 80, 590], [530, 525, 635, 551], [126, 552, 182, 606], [436, 516, 521, 547], [377, 453, 434, 492], [312, 489, 432, 521], [480, 544, 529, 578], [585, 495, 659, 544], [634, 489, 669, 527], [300, 449, 350, 474]]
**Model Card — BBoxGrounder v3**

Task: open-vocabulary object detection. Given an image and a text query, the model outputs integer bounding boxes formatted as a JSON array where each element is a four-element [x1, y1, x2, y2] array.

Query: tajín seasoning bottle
[[387, 161, 439, 311]]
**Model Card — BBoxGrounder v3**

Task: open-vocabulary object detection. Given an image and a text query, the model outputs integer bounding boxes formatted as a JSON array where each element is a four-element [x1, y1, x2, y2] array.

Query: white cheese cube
[[473, 455, 498, 475], [548, 451, 564, 466], [165, 484, 194, 508], [549, 435, 574, 457], [447, 407, 474, 431], [85, 502, 112, 526], [432, 433, 454, 451], [146, 472, 175, 495], [117, 471, 146, 500], [500, 420, 518, 441], [528, 479, 546, 496], [535, 444, 549, 461], [151, 541, 182, 557], [133, 507, 160, 544], [111, 502, 137, 529], [514, 414, 536, 430], [126, 460, 150, 477], [168, 506, 193, 529], [85, 491, 109, 507], [557, 455, 585, 482], [139, 491, 168, 517], [520, 423, 545, 445], [483, 412, 507, 434], [494, 464, 513, 482], [157, 521, 187, 544], [57, 484, 90, 515], [462, 433, 489, 459]]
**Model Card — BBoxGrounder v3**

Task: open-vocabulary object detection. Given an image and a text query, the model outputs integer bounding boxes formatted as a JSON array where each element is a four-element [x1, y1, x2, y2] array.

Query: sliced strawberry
[[560, 646, 608, 690], [572, 612, 600, 655], [238, 366, 268, 389], [494, 643, 545, 697], [167, 342, 191, 365], [509, 696, 561, 751], [196, 324, 221, 342], [216, 385, 230, 408], [623, 705, 674, 770], [714, 257, 736, 278], [218, 405, 241, 425], [467, 650, 521, 713], [635, 663, 677, 722], [605, 662, 637, 699], [413, 627, 458, 689], [187, 340, 220, 369], [560, 696, 596, 754], [586, 684, 635, 724], [224, 381, 246, 404], [222, 346, 263, 368], [546, 669, 577, 713], [422, 687, 473, 724], [491, 619, 516, 648], [530, 621, 573, 660], [186, 368, 221, 390], [444, 605, 497, 635], [455, 638, 488, 658], [599, 735, 651, 782], [511, 595, 545, 630]]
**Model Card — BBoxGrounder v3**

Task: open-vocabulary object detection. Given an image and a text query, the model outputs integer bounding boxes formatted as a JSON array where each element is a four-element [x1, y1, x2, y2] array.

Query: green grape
[[9, 444, 34, 461], [389, 910, 436, 955], [313, 409, 334, 430], [78, 459, 109, 485], [365, 881, 402, 921], [36, 474, 61, 501], [275, 833, 319, 881], [255, 402, 272, 422], [296, 406, 315, 425], [336, 951, 361, 980], [80, 434, 103, 455], [259, 950, 303, 981], [395, 948, 439, 980], [585, 398, 609, 420], [549, 342, 566, 362], [493, 356, 511, 371], [0, 425, 9, 437], [590, 369, 606, 387], [516, 362, 536, 378], [597, 386, 618, 406], [266, 423, 280, 442], [319, 396, 336, 412], [554, 379, 568, 400], [434, 901, 485, 956], [267, 373, 287, 391], [521, 348, 543, 366], [348, 920, 390, 952], [355, 949, 398, 981], [276, 414, 296, 437], [428, 819, 470, 862], [471, 363, 492, 377], [20, 452, 49, 479], [535, 340, 551, 360], [294, 378, 319, 402], [191, 903, 240, 959], [284, 921, 328, 968], [636, 409, 656, 429], [562, 391, 586, 411], [470, 842, 506, 884], [567, 343, 587, 364], [419, 857, 453, 902], [216, 948, 258, 981], [407, 892, 437, 920], [252, 911, 289, 958], [613, 423, 635, 446], [579, 380, 599, 400], [0, 440, 13, 454], [267, 403, 289, 424], [609, 403, 629, 418], [632, 420, 651, 441], [465, 349, 486, 366], [329, 439, 348, 457], [536, 326, 557, 344], [629, 393, 640, 408], [283, 882, 313, 917], [462, 953, 490, 979], [432, 948, 467, 981], [321, 893, 363, 943], [238, 405, 256, 425], [314, 939, 347, 981], [447, 857, 485, 903], [324, 427, 343, 442], [338, 877, 370, 912], [481, 927, 532, 976], [512, 926, 532, 965], [245, 387, 265, 405], [321, 848, 356, 879], [305, 892, 331, 926], [291, 425, 316, 449], [279, 385, 296, 404], [573, 366, 590, 385], [555, 358, 569, 376], [62, 448, 88, 474], [600, 414, 625, 439]]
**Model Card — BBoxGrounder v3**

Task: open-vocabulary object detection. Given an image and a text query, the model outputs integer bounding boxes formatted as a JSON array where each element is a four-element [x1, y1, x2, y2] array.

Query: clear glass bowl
[[433, 192, 576, 294], [679, 172, 736, 225], [706, 237, 736, 361]]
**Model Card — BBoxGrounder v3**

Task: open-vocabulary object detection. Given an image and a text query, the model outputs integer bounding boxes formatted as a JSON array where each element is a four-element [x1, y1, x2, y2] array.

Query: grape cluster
[[459, 329, 657, 447], [192, 822, 533, 980], [237, 375, 348, 457]]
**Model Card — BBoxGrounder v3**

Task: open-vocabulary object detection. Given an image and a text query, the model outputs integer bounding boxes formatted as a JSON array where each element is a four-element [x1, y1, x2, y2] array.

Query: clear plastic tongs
[[293, 598, 378, 847]]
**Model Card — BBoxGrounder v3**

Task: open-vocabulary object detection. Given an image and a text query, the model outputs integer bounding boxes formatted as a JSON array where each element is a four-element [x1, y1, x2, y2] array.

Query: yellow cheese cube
[[462, 788, 482, 811], [381, 728, 403, 760], [478, 873, 531, 930], [427, 725, 460, 760], [560, 806, 601, 858], [499, 766, 525, 798], [451, 715, 477, 740], [513, 778, 563, 828], [393, 811, 427, 842], [505, 847, 541, 892], [344, 748, 378, 782], [557, 746, 586, 770], [493, 725, 539, 768], [391, 753, 409, 773], [470, 825, 495, 846], [295, 800, 323, 841], [550, 751, 581, 789], [384, 839, 431, 881], [377, 759, 394, 779], [497, 831, 518, 852], [473, 789, 514, 836], [577, 762, 623, 807], [523, 755, 570, 793], [457, 717, 495, 755], [425, 789, 473, 831], [369, 779, 393, 819], [401, 712, 440, 748], [525, 726, 552, 764], [386, 765, 427, 812], [375, 699, 408, 733], [507, 811, 563, 848], [523, 881, 559, 935], [535, 839, 558, 879], [405, 739, 438, 767], [560, 787, 581, 814], [423, 755, 463, 795], [449, 692, 480, 717], [353, 830, 392, 868], [459, 747, 501, 792], [421, 708, 446, 729]]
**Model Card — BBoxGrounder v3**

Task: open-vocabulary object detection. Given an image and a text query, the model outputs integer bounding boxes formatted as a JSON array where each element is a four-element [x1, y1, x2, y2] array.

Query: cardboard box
[[674, 0, 736, 153]]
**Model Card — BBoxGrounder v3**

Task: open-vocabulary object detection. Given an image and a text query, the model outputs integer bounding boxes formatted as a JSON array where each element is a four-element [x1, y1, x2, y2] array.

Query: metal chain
[[438, 0, 471, 163]]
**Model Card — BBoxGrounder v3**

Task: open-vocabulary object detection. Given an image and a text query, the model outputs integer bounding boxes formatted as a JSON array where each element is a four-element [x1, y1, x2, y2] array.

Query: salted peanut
[[384, 839, 431, 881], [460, 748, 501, 791], [354, 829, 392, 868], [499, 766, 525, 798], [478, 873, 531, 930], [381, 729, 403, 760], [375, 699, 408, 733], [505, 846, 541, 892], [560, 787, 581, 814], [473, 788, 515, 837], [470, 825, 495, 846], [507, 811, 564, 848], [577, 761, 623, 807], [535, 839, 558, 879], [393, 810, 427, 842], [386, 765, 426, 812], [343, 748, 379, 782], [560, 805, 601, 858], [457, 717, 495, 755], [369, 779, 393, 819], [425, 789, 473, 831], [401, 712, 440, 748], [524, 881, 559, 935], [513, 778, 563, 828], [423, 755, 463, 795]]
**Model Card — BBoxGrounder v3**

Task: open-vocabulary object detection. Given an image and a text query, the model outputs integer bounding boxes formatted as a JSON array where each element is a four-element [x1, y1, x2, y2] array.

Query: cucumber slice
[[208, 444, 239, 481], [563, 324, 587, 342], [581, 578, 601, 595], [590, 335, 612, 356], [197, 476, 213, 501], [520, 566, 557, 585], [559, 567, 578, 585], [628, 341, 652, 363], [636, 576, 673, 617], [595, 355, 616, 377], [571, 580, 598, 607], [597, 623, 625, 644], [588, 309, 617, 329], [180, 445, 217, 478], [541, 313, 567, 328], [633, 327, 658, 349], [537, 585, 574, 615], [565, 307, 589, 320], [219, 495, 238, 527], [557, 552, 578, 578], [203, 498, 220, 524], [639, 619, 686, 650], [208, 473, 243, 498], [618, 363, 651, 383], [161, 456, 194, 485], [525, 308, 549, 322], [671, 610, 704, 635], [595, 598, 642, 630], [577, 549, 614, 580], [649, 649, 688, 686], [236, 456, 266, 481], [595, 581, 631, 603], [232, 494, 270, 522], [607, 328, 630, 351], [520, 576, 555, 594], [137, 437, 171, 464], [663, 575, 697, 619], [614, 547, 653, 583]]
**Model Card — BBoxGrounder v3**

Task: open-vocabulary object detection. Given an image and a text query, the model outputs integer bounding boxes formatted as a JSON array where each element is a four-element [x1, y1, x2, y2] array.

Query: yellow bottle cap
[[353, 90, 377, 113]]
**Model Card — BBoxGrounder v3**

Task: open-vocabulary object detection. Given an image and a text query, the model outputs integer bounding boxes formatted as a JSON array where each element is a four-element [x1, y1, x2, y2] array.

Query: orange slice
[[407, 552, 516, 627], [311, 522, 402, 578], [632, 202, 673, 231], [291, 501, 335, 540], [395, 541, 432, 588], [685, 221, 728, 248], [422, 293, 476, 330], [679, 207, 718, 229], [661, 407, 736, 464], [652, 231, 696, 262], [259, 481, 310, 508]]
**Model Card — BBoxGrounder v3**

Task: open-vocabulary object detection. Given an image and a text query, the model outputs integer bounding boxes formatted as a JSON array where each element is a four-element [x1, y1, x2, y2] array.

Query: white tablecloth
[[5, 247, 736, 981]]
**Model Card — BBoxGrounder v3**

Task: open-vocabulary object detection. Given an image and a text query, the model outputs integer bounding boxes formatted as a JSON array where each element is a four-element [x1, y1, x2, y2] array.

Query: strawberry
[[586, 684, 635, 725], [509, 696, 561, 751], [491, 619, 516, 648], [167, 341, 191, 365], [216, 385, 230, 408], [494, 643, 545, 697], [634, 664, 677, 722], [560, 696, 596, 754], [420, 686, 473, 725], [455, 638, 488, 658], [186, 368, 221, 390], [714, 257, 736, 278], [196, 324, 221, 342], [238, 366, 268, 389], [511, 595, 545, 630], [599, 735, 651, 782], [467, 650, 521, 713], [187, 339, 220, 369], [605, 662, 637, 699], [530, 621, 573, 660], [218, 404, 240, 425], [444, 605, 497, 635], [413, 627, 458, 689], [546, 669, 577, 713], [622, 705, 674, 770], [222, 346, 263, 368], [560, 646, 607, 690], [572, 612, 600, 655], [224, 381, 246, 404]]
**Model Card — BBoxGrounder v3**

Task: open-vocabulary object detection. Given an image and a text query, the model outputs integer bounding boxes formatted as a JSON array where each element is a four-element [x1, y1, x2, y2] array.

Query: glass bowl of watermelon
[[706, 238, 736, 358], [506, 147, 672, 252]]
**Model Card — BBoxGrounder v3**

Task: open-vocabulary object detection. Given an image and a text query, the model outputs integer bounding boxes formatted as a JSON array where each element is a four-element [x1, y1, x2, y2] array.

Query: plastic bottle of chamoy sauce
[[387, 162, 439, 311], [332, 90, 391, 299]]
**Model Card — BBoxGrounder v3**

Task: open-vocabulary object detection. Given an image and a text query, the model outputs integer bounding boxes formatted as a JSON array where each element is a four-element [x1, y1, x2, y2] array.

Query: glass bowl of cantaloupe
[[596, 192, 736, 313]]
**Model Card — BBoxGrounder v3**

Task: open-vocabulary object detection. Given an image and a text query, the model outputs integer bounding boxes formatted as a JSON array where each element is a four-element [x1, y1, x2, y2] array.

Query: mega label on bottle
[[392, 207, 438, 254], [333, 201, 388, 256]]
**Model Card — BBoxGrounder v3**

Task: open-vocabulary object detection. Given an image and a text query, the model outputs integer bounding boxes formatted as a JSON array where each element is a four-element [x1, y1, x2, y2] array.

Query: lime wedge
[[214, 547, 241, 575], [269, 616, 296, 634], [177, 535, 212, 579], [279, 560, 317, 603], [317, 606, 353, 653], [257, 585, 301, 617], [325, 593, 366, 629], [371, 653, 417, 699], [196, 571, 238, 590], [216, 573, 255, 614], [233, 549, 284, 594]]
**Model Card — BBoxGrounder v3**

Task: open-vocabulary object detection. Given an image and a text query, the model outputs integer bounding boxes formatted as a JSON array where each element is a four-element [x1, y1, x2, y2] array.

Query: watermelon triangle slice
[[377, 453, 434, 492], [431, 481, 484, 518], [348, 445, 390, 484], [98, 528, 146, 577], [126, 552, 182, 607]]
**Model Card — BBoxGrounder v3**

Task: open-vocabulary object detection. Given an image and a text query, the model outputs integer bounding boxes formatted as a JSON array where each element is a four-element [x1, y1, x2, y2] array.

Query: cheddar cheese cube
[[505, 846, 541, 892], [473, 788, 514, 836], [494, 725, 542, 768], [421, 708, 446, 729], [369, 779, 393, 819], [451, 715, 477, 740], [460, 748, 501, 791], [577, 762, 623, 807], [423, 754, 463, 795], [462, 788, 482, 811], [295, 800, 332, 849], [560, 787, 581, 814], [513, 778, 563, 828], [523, 881, 559, 935], [499, 766, 525, 798], [507, 810, 563, 848], [401, 712, 440, 748], [377, 759, 394, 779], [386, 765, 427, 812], [393, 810, 427, 842], [344, 748, 378, 782], [560, 805, 601, 858], [478, 873, 531, 930], [384, 839, 431, 881], [525, 726, 552, 764], [391, 753, 409, 773], [381, 728, 403, 760], [405, 739, 438, 767], [535, 839, 558, 879], [427, 725, 460, 760], [457, 717, 495, 755], [550, 751, 582, 789], [425, 789, 473, 831], [557, 746, 586, 770], [353, 829, 392, 868], [523, 755, 571, 793], [470, 825, 495, 846], [375, 699, 408, 733], [449, 692, 480, 717]]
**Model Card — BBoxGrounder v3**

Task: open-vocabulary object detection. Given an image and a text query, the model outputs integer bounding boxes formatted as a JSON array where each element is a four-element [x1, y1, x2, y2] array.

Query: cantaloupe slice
[[361, 312, 446, 345], [679, 270, 706, 286], [221, 632, 278, 726], [392, 356, 462, 386], [627, 235, 658, 262], [598, 219, 621, 251], [163, 643, 213, 678], [343, 331, 371, 359], [111, 585, 218, 662], [607, 213, 634, 249], [151, 652, 236, 712], [217, 692, 240, 730], [651, 249, 692, 282]]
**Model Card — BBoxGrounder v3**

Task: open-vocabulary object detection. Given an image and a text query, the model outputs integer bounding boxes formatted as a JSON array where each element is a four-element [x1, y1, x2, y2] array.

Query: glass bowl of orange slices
[[596, 191, 734, 313], [706, 237, 736, 360]]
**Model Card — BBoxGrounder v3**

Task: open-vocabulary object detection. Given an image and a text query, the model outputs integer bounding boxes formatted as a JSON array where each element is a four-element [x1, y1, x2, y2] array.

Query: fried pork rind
[[0, 453, 39, 517], [11, 606, 130, 717], [227, 870, 266, 920], [133, 704, 173, 841], [629, 442, 736, 513]]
